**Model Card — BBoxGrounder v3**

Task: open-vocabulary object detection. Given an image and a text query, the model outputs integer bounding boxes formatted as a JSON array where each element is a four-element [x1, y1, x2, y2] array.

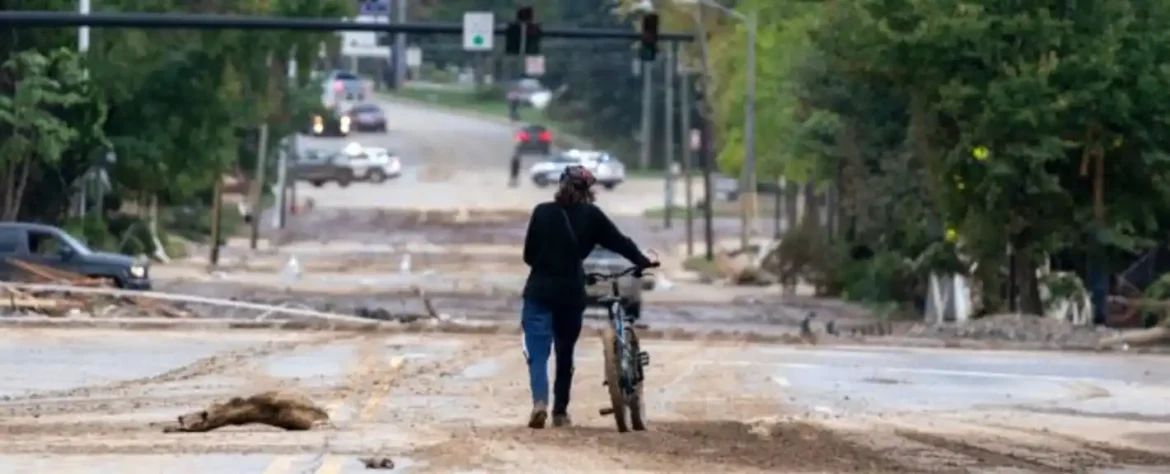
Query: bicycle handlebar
[[585, 262, 660, 282]]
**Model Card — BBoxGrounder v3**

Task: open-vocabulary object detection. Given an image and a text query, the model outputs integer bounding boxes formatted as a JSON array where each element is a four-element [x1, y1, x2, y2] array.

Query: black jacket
[[522, 201, 652, 310]]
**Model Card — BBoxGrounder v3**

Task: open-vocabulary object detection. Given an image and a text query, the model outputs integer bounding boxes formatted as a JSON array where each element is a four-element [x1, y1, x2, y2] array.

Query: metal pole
[[639, 58, 653, 171], [701, 116, 715, 261], [738, 13, 758, 250], [680, 67, 694, 256], [78, 0, 90, 53], [77, 0, 91, 219], [392, 0, 407, 88], [249, 123, 269, 249], [663, 44, 675, 229]]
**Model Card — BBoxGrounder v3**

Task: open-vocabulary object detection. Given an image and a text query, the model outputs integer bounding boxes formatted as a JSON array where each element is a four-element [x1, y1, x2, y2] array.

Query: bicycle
[[590, 262, 659, 432]]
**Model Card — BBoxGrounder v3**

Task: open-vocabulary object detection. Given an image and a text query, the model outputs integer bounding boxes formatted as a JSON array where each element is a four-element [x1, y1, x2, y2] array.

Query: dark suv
[[0, 222, 151, 289], [291, 150, 355, 188], [514, 124, 552, 156]]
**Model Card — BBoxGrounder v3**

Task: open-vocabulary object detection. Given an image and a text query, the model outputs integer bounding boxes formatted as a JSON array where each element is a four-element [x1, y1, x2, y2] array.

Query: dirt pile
[[162, 390, 332, 433], [905, 313, 1111, 348], [513, 420, 905, 472]]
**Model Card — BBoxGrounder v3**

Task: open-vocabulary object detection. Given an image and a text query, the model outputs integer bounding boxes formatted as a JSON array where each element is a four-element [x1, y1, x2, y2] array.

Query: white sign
[[525, 55, 545, 76], [340, 16, 390, 57], [463, 12, 494, 51], [690, 128, 702, 151], [405, 46, 422, 67]]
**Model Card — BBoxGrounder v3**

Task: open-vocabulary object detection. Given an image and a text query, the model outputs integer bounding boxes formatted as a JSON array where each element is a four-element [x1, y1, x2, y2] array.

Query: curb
[[378, 93, 592, 150]]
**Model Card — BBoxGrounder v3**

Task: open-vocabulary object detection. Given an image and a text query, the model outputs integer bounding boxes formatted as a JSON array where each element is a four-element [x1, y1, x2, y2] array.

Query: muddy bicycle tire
[[627, 327, 647, 431], [600, 323, 630, 432]]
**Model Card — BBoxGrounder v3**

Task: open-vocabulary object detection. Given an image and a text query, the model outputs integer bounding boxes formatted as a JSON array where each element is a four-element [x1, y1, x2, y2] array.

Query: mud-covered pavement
[[1, 328, 1168, 473]]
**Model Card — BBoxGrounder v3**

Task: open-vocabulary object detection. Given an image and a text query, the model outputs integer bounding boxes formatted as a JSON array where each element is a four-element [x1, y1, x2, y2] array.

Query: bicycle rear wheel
[[600, 322, 629, 432]]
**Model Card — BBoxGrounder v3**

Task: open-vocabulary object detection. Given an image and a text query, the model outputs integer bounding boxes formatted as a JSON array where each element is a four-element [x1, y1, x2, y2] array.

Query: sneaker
[[528, 402, 548, 429], [552, 413, 572, 428]]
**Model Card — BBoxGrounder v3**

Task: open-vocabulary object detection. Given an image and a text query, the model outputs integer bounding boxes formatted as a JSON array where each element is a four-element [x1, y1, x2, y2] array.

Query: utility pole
[[639, 59, 654, 171], [680, 67, 694, 256], [738, 13, 758, 250], [249, 123, 269, 249], [700, 116, 715, 261], [662, 44, 675, 229], [208, 162, 224, 267], [76, 0, 91, 219], [393, 0, 407, 88]]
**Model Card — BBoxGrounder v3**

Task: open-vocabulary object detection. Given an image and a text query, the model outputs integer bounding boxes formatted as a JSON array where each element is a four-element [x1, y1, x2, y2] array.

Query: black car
[[307, 108, 351, 137], [514, 124, 552, 156], [347, 103, 387, 132], [0, 222, 152, 289]]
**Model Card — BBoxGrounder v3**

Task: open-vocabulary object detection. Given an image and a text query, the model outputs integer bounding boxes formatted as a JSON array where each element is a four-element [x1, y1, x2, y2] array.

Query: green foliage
[[0, 0, 352, 244]]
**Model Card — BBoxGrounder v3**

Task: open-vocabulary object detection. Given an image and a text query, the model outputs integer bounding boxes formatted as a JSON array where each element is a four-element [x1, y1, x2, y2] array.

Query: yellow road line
[[260, 340, 391, 474], [315, 355, 406, 474]]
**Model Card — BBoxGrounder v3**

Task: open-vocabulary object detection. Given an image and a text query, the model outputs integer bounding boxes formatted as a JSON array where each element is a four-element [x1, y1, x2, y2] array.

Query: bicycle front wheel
[[600, 322, 630, 432], [627, 327, 647, 431]]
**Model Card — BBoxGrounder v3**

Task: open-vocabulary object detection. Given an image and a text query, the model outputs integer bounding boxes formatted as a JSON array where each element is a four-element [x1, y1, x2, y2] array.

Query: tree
[[0, 49, 93, 220]]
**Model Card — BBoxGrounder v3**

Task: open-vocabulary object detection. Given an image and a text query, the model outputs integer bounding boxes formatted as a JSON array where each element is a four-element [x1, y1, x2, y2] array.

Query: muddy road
[[0, 328, 1168, 473]]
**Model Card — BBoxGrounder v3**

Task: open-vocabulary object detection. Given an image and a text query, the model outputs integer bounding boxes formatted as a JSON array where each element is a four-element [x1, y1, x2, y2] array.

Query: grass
[[384, 84, 587, 144], [643, 204, 742, 219]]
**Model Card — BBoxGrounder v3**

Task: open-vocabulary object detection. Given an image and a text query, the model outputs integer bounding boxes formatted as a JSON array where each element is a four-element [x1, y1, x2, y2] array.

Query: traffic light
[[504, 6, 541, 56], [640, 13, 659, 62]]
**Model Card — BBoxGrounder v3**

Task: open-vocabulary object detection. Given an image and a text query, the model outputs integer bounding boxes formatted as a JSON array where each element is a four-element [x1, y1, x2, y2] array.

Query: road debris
[[162, 390, 333, 433], [1, 259, 188, 318]]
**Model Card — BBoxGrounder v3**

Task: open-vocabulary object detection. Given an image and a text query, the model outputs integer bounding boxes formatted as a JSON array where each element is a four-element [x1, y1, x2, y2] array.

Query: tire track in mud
[[0, 332, 358, 419], [259, 335, 503, 474]]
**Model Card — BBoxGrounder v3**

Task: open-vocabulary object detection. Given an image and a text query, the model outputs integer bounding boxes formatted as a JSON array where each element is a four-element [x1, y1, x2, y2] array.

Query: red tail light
[[515, 131, 530, 142], [332, 81, 344, 92], [538, 131, 552, 142]]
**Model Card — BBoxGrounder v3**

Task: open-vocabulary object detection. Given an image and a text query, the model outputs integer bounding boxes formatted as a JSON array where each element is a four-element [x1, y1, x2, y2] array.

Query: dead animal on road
[[359, 457, 396, 469], [162, 390, 333, 433]]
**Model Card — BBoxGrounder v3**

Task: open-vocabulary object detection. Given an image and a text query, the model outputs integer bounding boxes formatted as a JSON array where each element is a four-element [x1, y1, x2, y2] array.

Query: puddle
[[459, 360, 503, 379], [260, 345, 355, 381], [0, 341, 254, 398], [0, 454, 275, 473]]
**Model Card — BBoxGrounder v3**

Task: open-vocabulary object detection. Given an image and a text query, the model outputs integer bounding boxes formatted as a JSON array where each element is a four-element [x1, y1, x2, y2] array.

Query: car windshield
[[353, 104, 379, 112], [333, 71, 359, 81], [56, 231, 92, 255], [550, 153, 581, 163]]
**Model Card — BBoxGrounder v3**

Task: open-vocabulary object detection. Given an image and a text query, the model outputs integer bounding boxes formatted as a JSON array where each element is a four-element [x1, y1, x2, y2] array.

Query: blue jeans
[[521, 298, 583, 415]]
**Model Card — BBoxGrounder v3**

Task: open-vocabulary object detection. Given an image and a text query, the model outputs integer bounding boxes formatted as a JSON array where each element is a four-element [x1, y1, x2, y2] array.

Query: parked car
[[291, 149, 355, 187], [0, 222, 151, 289], [514, 124, 552, 156], [347, 103, 388, 132], [528, 149, 627, 190], [583, 247, 649, 318], [341, 143, 402, 183]]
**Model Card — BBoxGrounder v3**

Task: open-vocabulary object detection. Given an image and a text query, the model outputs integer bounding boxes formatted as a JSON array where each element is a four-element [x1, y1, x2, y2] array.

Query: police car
[[528, 149, 627, 190]]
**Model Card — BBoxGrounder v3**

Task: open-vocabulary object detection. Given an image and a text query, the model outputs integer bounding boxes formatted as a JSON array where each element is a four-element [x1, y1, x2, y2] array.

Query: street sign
[[525, 55, 545, 76], [690, 128, 701, 151], [405, 46, 422, 68], [357, 0, 390, 15], [463, 12, 494, 51]]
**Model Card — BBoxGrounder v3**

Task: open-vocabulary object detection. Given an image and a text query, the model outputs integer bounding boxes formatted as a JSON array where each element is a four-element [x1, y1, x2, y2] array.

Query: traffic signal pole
[[0, 11, 693, 42]]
